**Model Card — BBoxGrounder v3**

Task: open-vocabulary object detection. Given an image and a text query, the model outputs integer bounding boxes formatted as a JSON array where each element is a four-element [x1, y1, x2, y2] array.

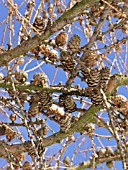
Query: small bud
[[17, 55, 25, 65], [106, 161, 114, 169], [10, 114, 16, 122], [68, 135, 75, 142], [105, 146, 114, 156], [63, 156, 70, 166], [0, 72, 4, 80]]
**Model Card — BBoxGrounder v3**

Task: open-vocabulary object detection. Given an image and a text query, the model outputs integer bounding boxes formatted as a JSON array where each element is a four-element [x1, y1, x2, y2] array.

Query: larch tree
[[0, 0, 128, 169]]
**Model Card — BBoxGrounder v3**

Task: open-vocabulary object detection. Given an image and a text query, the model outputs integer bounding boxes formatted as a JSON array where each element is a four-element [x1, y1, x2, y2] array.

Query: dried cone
[[5, 128, 15, 142], [113, 95, 127, 107], [39, 90, 53, 110], [60, 112, 72, 132], [90, 88, 103, 106], [113, 95, 127, 116], [33, 17, 45, 33], [64, 95, 76, 112], [18, 92, 28, 105], [67, 34, 81, 53], [59, 94, 76, 112], [22, 161, 32, 170], [59, 94, 67, 107], [55, 31, 67, 46], [87, 68, 100, 88], [15, 70, 28, 82], [28, 102, 39, 118], [29, 93, 40, 104], [40, 45, 59, 62], [60, 51, 75, 72], [33, 72, 48, 86], [81, 67, 89, 80], [84, 53, 97, 67], [100, 66, 110, 91]]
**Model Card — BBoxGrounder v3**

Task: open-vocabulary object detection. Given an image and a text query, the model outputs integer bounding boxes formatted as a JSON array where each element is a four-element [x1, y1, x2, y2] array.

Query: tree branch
[[0, 0, 100, 66], [66, 154, 121, 170], [0, 74, 127, 158]]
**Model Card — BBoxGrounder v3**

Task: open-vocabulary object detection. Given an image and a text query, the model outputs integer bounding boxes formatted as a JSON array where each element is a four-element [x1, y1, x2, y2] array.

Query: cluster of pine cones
[[83, 67, 110, 105], [28, 90, 53, 118]]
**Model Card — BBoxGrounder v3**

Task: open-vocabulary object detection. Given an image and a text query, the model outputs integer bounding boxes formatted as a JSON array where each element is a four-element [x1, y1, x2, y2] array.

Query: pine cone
[[67, 34, 81, 53], [87, 68, 100, 88], [15, 70, 28, 82], [81, 66, 89, 79], [28, 102, 39, 118], [55, 31, 67, 46], [5, 128, 15, 142], [64, 95, 76, 112], [33, 72, 48, 86], [84, 54, 97, 67], [113, 95, 127, 116], [100, 66, 110, 91], [90, 88, 103, 105], [60, 112, 72, 132], [33, 17, 45, 33], [40, 45, 59, 62], [39, 90, 53, 111], [113, 95, 127, 107], [29, 93, 40, 104], [18, 92, 28, 105], [59, 94, 76, 112], [60, 51, 75, 72]]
